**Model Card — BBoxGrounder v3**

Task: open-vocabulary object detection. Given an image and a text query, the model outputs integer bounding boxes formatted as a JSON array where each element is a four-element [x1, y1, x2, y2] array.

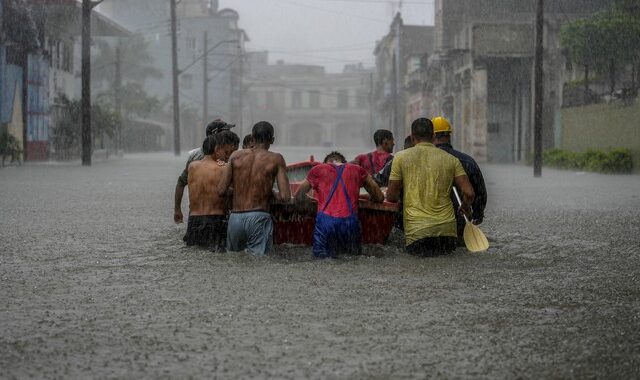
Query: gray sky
[[219, 0, 434, 72]]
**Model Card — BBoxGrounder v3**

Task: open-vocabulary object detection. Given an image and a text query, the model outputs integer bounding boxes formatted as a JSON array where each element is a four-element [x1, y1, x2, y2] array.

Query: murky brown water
[[1, 153, 639, 378]]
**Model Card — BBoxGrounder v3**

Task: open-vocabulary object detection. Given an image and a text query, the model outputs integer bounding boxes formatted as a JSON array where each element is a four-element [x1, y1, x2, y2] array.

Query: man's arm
[[217, 154, 234, 197], [470, 165, 487, 224], [173, 159, 191, 223], [386, 180, 402, 203], [453, 175, 475, 218], [173, 183, 185, 223], [294, 180, 312, 203], [274, 154, 291, 202], [363, 175, 384, 203]]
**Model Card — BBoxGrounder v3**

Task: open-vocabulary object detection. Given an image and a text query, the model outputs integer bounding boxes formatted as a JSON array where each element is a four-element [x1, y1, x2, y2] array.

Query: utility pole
[[202, 31, 208, 136], [170, 0, 181, 156], [393, 13, 402, 144], [533, 0, 544, 177], [114, 42, 123, 155], [81, 0, 93, 166]]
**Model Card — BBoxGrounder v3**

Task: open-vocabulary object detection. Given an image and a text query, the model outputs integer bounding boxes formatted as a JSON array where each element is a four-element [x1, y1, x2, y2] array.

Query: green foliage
[[52, 96, 122, 158], [543, 148, 633, 174], [2, 0, 39, 52], [0, 128, 23, 167], [97, 82, 160, 120], [560, 5, 640, 92], [93, 35, 162, 85]]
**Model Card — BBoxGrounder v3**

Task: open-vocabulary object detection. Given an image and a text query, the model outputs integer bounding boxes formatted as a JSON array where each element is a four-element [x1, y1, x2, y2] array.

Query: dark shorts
[[313, 212, 362, 259], [406, 237, 457, 257], [183, 215, 227, 251]]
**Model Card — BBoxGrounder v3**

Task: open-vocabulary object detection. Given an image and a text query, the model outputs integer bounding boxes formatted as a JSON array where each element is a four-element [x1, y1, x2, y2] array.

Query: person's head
[[206, 119, 235, 137], [252, 121, 275, 146], [242, 134, 254, 149], [202, 135, 217, 156], [411, 118, 434, 144], [432, 116, 452, 145], [323, 151, 346, 164], [373, 129, 395, 153], [403, 135, 414, 150], [214, 130, 240, 161]]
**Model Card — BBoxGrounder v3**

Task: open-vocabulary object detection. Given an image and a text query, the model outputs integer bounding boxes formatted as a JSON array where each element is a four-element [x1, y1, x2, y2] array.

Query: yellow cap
[[433, 117, 452, 133]]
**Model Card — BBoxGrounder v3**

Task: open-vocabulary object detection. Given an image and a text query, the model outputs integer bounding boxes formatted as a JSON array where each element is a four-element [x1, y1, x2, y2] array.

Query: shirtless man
[[217, 121, 290, 255], [183, 131, 239, 251]]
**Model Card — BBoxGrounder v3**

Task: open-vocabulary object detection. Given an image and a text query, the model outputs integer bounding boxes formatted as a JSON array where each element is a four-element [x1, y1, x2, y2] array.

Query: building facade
[[97, 0, 248, 151], [424, 0, 616, 163], [373, 14, 434, 141], [244, 53, 373, 148]]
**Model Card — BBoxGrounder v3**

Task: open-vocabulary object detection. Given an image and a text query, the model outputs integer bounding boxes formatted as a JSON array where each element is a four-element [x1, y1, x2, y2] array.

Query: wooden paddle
[[452, 187, 489, 252]]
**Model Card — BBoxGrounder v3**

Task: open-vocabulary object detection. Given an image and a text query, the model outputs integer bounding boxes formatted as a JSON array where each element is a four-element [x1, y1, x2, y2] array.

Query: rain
[[1, 0, 639, 378]]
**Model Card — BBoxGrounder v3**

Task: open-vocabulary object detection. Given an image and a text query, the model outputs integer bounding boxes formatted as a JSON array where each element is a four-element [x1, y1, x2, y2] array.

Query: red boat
[[271, 157, 399, 245]]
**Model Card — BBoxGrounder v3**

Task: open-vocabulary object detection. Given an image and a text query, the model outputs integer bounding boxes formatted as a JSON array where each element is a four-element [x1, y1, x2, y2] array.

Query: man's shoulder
[[449, 148, 480, 168], [188, 147, 203, 159]]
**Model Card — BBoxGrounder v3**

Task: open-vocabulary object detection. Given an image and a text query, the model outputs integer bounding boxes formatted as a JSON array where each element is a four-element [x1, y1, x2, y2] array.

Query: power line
[[280, 0, 388, 23]]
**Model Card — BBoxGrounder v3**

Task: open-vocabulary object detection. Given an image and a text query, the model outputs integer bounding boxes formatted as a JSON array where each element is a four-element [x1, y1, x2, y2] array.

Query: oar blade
[[463, 222, 489, 252]]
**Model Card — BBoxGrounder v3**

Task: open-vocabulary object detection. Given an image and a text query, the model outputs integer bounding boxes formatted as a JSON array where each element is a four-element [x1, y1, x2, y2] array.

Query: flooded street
[[1, 152, 639, 378]]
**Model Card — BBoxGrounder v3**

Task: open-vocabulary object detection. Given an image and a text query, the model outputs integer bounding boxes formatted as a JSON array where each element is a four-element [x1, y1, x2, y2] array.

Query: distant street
[[1, 153, 639, 378]]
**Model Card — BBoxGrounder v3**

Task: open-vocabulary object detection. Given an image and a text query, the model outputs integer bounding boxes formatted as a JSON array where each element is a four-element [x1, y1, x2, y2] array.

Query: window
[[356, 89, 367, 108], [337, 89, 348, 109], [292, 90, 302, 109], [309, 90, 320, 108], [181, 74, 193, 89], [266, 91, 275, 110], [186, 37, 196, 50]]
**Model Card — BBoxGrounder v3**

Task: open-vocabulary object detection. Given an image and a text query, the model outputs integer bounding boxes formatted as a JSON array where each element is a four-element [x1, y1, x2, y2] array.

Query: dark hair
[[202, 135, 216, 155], [435, 132, 451, 139], [252, 121, 274, 143], [206, 120, 235, 136], [242, 134, 253, 148], [323, 151, 346, 164], [373, 129, 393, 146], [403, 135, 414, 149], [411, 118, 434, 141], [215, 130, 240, 148]]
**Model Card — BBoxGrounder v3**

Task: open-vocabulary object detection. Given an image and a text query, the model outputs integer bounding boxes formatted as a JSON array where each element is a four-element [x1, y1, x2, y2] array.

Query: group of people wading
[[173, 117, 487, 258]]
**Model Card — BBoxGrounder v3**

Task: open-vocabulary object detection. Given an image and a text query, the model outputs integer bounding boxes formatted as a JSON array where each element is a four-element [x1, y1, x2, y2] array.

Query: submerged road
[[1, 152, 639, 378]]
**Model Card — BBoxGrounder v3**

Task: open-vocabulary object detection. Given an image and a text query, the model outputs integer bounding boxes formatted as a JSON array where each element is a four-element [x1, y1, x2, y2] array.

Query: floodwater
[[1, 152, 639, 378]]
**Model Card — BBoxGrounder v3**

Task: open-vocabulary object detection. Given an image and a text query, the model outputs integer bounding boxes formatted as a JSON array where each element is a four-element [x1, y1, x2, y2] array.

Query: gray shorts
[[226, 211, 273, 255]]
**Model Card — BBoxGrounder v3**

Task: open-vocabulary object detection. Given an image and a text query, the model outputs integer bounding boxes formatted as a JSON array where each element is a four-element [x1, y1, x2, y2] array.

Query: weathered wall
[[561, 100, 640, 173]]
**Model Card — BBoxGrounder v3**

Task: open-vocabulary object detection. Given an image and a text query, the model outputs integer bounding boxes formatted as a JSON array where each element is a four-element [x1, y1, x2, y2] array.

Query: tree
[[52, 96, 121, 159], [561, 6, 640, 96], [2, 0, 39, 52], [97, 82, 160, 119], [92, 35, 162, 87]]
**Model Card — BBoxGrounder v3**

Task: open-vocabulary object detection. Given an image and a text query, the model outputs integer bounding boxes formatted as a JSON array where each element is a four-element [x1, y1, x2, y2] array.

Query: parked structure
[[244, 52, 373, 148]]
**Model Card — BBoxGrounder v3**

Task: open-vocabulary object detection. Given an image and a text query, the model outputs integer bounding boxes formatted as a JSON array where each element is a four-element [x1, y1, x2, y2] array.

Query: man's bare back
[[221, 148, 290, 212], [187, 157, 228, 216]]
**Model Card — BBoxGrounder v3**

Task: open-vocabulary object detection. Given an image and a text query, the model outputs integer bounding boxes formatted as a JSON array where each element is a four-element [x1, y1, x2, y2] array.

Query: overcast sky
[[219, 0, 434, 72]]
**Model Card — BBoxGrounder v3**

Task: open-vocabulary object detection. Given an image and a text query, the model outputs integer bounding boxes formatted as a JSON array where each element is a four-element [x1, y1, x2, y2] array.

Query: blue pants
[[313, 212, 362, 259], [227, 211, 273, 256]]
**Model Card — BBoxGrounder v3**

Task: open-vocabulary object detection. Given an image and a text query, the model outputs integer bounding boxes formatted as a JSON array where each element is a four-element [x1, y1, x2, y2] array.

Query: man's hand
[[174, 208, 184, 224], [458, 204, 471, 221], [297, 196, 318, 216]]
